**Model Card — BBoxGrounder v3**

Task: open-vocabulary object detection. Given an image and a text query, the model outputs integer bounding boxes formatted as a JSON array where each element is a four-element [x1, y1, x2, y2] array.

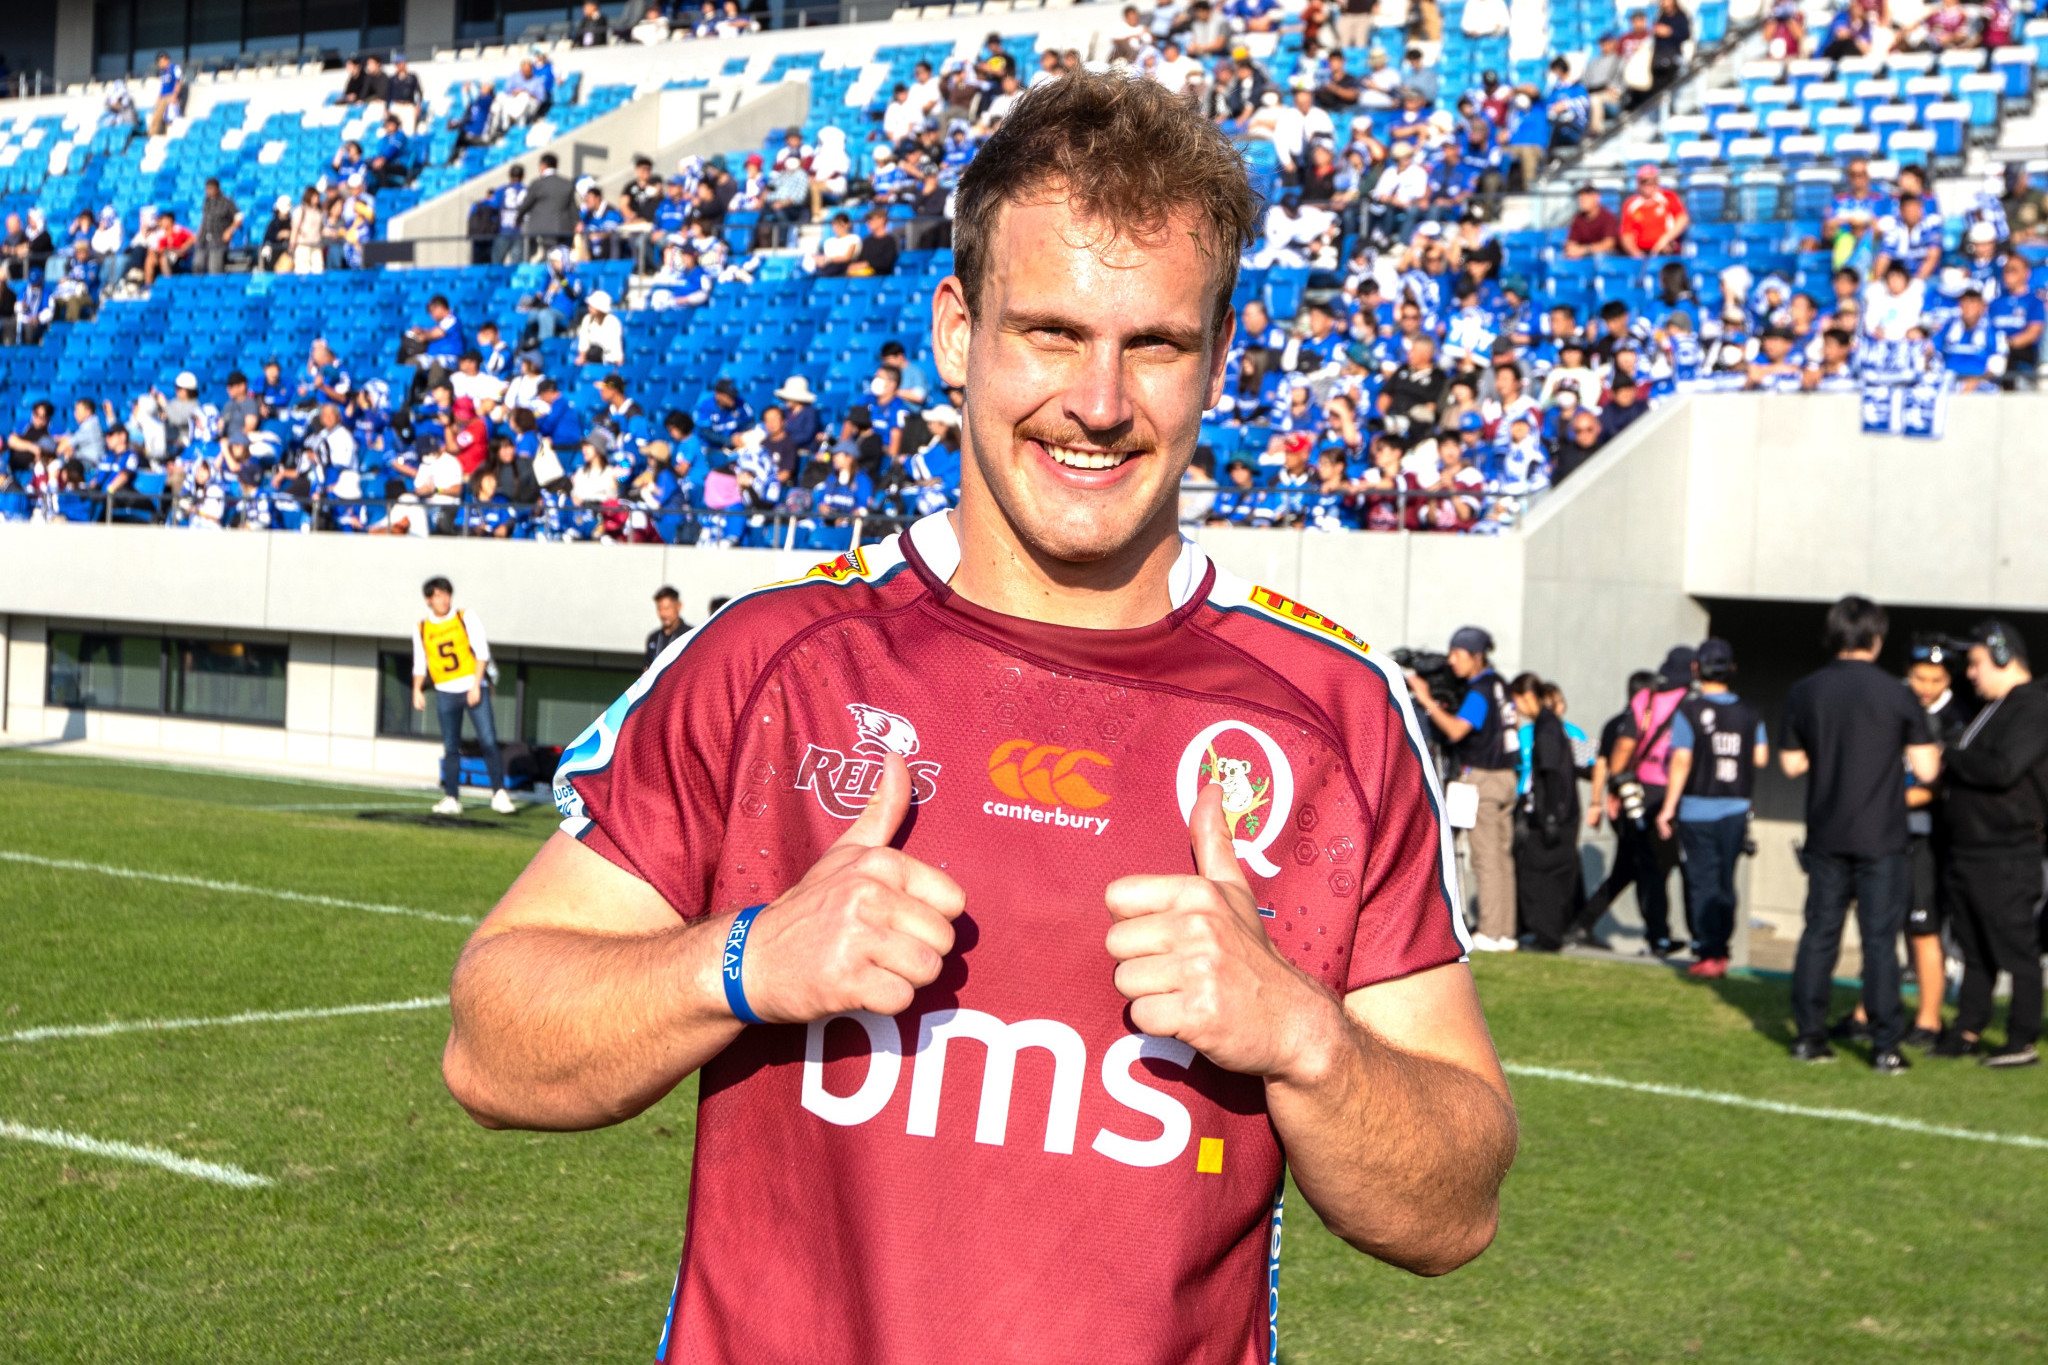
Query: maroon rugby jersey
[[553, 513, 1467, 1365]]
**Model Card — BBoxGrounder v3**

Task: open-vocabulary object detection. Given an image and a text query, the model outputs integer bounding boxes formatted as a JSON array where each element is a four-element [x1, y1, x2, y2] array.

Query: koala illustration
[[847, 703, 921, 758], [1204, 746, 1269, 836]]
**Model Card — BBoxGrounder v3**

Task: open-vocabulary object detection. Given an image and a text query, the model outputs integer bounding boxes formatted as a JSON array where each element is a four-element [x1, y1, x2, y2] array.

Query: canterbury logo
[[987, 741, 1111, 809], [801, 548, 870, 582]]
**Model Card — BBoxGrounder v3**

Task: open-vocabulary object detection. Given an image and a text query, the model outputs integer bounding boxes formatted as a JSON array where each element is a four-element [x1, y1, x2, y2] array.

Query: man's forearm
[[444, 914, 741, 1130], [1266, 1003, 1516, 1275]]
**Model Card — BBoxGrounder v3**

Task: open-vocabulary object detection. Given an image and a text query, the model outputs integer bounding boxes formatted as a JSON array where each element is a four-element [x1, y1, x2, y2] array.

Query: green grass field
[[2, 749, 2044, 1363]]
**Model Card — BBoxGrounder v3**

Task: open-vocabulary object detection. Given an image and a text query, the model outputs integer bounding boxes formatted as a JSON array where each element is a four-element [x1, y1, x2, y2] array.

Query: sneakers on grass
[[491, 789, 517, 815], [1686, 957, 1729, 980], [1468, 934, 1519, 953], [431, 795, 462, 816], [1981, 1043, 2040, 1069]]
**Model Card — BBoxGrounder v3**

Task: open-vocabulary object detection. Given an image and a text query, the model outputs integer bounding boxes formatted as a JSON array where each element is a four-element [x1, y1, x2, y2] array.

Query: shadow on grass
[[355, 811, 527, 834]]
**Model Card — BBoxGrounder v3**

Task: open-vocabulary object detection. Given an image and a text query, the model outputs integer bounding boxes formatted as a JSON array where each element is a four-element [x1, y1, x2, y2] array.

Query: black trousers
[[1516, 818, 1583, 950], [1948, 853, 2044, 1049], [1581, 791, 1683, 943], [1792, 850, 1908, 1051]]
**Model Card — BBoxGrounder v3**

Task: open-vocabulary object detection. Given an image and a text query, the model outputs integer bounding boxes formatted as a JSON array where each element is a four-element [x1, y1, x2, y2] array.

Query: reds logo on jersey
[[792, 703, 942, 818]]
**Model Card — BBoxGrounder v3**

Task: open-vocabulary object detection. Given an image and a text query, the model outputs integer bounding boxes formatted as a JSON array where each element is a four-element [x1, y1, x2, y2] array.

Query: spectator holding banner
[[1780, 596, 1939, 1071], [1654, 639, 1769, 979]]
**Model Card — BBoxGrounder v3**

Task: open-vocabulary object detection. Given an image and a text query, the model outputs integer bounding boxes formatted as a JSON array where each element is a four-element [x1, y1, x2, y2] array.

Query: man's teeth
[[1044, 443, 1130, 471]]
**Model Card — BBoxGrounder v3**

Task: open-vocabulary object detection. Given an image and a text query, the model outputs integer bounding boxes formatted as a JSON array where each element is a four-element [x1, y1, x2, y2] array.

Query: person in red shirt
[[442, 73, 1516, 1365], [447, 396, 489, 474], [1562, 182, 1621, 257], [1620, 164, 1690, 257], [143, 207, 196, 286]]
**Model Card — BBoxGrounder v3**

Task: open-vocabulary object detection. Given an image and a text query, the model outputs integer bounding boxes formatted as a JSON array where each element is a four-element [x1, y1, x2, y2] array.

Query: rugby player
[[444, 72, 1517, 1363]]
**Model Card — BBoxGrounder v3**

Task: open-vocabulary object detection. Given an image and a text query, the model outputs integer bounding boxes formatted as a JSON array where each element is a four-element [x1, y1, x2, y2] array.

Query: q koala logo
[[792, 703, 942, 818], [1175, 720, 1296, 878]]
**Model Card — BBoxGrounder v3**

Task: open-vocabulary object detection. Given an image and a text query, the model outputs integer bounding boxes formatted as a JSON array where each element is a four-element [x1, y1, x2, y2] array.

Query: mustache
[[1014, 423, 1158, 456]]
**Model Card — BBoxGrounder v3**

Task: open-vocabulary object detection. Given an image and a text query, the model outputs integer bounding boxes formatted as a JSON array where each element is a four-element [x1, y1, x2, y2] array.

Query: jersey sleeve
[[410, 625, 425, 680], [550, 615, 757, 920], [1345, 653, 1471, 990]]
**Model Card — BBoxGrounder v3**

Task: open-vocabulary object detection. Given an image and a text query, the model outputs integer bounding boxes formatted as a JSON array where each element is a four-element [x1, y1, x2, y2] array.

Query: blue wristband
[[721, 904, 768, 1026]]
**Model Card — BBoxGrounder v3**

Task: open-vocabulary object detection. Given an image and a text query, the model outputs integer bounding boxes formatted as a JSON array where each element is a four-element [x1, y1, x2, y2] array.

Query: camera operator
[[1406, 626, 1521, 952], [1654, 639, 1769, 980], [1596, 647, 1697, 958], [1931, 621, 2047, 1068], [1780, 596, 1939, 1070], [1571, 668, 1658, 948]]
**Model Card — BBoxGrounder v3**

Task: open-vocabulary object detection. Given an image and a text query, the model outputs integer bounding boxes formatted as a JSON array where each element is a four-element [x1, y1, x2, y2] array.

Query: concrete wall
[[389, 81, 806, 266], [406, 0, 461, 55], [1682, 392, 2048, 611]]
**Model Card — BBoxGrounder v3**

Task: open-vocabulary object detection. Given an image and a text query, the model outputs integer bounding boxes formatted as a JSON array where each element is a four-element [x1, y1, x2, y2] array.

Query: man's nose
[[1063, 342, 1136, 437]]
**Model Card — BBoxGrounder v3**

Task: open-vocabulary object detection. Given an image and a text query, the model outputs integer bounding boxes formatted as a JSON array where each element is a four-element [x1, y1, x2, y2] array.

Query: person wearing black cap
[[646, 586, 689, 665], [1780, 596, 1940, 1069], [1596, 646, 1696, 956], [1654, 639, 1769, 978], [1406, 626, 1521, 951], [1835, 633, 1980, 1046], [1930, 621, 2048, 1067]]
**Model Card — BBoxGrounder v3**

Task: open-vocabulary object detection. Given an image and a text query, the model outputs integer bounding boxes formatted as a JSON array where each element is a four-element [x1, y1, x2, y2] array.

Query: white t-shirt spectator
[[882, 95, 922, 145], [1155, 52, 1201, 93], [908, 76, 942, 117], [821, 231, 862, 270], [576, 310, 625, 366], [418, 451, 465, 505], [1863, 278, 1926, 341], [1375, 160, 1433, 208], [452, 370, 508, 409], [1269, 101, 1334, 169]]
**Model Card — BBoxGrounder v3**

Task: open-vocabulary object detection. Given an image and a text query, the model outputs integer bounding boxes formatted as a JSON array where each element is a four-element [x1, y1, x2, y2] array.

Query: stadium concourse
[[0, 0, 2046, 542]]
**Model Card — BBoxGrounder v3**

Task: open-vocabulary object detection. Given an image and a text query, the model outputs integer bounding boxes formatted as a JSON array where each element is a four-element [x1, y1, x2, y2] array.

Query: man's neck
[[947, 492, 1186, 632]]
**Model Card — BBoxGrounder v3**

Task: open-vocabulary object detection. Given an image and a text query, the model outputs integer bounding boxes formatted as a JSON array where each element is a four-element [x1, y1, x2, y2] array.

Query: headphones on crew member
[[1976, 620, 2017, 670]]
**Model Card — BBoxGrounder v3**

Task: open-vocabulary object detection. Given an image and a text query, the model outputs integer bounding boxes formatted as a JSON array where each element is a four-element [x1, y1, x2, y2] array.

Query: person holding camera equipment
[[1572, 669, 1659, 947], [1654, 639, 1769, 980], [1929, 621, 2047, 1068], [1405, 626, 1522, 952], [1592, 648, 1696, 958], [1780, 596, 1939, 1070], [1512, 673, 1582, 952]]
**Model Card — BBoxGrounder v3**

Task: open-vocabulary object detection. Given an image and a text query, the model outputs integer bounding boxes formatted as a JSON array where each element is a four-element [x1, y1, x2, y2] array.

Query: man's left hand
[[1655, 810, 1674, 842], [467, 683, 482, 707], [1104, 784, 1337, 1082]]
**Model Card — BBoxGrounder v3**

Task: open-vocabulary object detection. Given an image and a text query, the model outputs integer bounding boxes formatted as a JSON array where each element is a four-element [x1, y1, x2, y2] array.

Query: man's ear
[[932, 275, 972, 390]]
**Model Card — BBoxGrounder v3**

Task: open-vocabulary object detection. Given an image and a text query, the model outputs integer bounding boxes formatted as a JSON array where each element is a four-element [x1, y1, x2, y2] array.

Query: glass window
[[524, 665, 635, 749], [247, 0, 306, 43], [379, 652, 519, 743], [133, 2, 189, 57], [48, 633, 165, 712], [169, 640, 289, 726], [190, 0, 245, 47], [95, 0, 134, 68]]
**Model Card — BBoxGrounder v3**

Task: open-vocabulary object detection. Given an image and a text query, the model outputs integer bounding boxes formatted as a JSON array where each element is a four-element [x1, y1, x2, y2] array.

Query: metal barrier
[[3, 482, 1533, 540]]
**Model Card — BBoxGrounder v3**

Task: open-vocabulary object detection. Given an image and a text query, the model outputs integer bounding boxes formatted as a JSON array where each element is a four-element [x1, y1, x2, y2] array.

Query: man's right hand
[[732, 752, 964, 1023], [411, 685, 425, 712]]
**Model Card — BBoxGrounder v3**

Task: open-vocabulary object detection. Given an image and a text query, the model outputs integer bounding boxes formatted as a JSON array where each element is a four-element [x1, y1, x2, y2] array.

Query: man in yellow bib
[[412, 576, 517, 816]]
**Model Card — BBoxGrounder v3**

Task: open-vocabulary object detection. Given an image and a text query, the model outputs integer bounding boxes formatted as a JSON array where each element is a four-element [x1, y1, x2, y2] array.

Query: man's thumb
[[1189, 783, 1250, 889], [835, 751, 912, 850]]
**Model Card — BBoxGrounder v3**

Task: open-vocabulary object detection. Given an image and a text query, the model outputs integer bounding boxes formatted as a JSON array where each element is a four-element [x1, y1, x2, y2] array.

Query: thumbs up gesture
[[1105, 783, 1334, 1080], [728, 752, 966, 1024]]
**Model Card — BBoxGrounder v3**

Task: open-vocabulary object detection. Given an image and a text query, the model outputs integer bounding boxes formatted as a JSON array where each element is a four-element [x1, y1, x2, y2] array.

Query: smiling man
[[443, 73, 1515, 1363]]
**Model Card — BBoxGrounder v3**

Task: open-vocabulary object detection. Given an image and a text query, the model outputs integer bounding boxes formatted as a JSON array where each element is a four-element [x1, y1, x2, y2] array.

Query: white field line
[[0, 849, 476, 926], [1504, 1062, 2048, 1152], [0, 754, 438, 797], [6, 995, 450, 1044], [0, 1120, 272, 1188]]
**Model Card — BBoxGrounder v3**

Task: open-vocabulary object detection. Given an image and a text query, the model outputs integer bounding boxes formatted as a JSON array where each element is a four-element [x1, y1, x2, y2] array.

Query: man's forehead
[[985, 196, 1222, 329]]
